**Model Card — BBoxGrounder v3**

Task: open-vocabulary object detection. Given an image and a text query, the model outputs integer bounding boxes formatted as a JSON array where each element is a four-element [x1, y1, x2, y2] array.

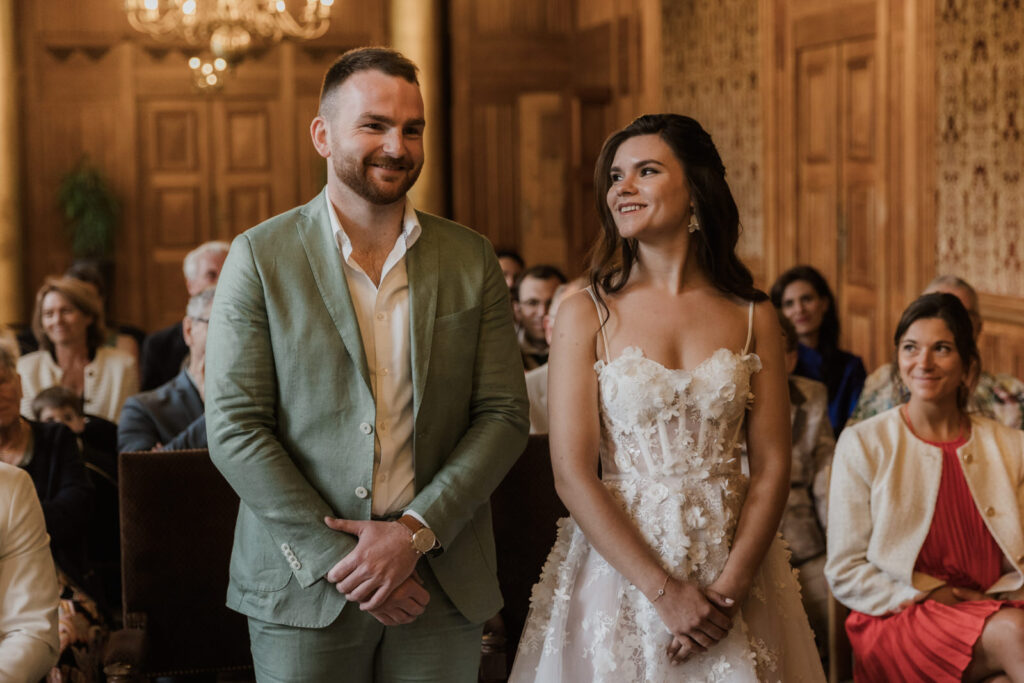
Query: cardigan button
[[985, 506, 995, 517]]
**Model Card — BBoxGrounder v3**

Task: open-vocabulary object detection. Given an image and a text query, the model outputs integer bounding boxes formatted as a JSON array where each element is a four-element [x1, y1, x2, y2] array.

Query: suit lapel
[[407, 211, 438, 421], [295, 193, 372, 393]]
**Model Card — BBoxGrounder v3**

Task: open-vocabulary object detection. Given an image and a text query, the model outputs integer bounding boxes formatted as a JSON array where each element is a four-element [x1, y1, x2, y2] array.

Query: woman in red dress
[[826, 292, 1024, 682]]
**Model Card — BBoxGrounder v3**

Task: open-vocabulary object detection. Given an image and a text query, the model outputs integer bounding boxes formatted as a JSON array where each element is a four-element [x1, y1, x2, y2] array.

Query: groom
[[205, 47, 529, 681]]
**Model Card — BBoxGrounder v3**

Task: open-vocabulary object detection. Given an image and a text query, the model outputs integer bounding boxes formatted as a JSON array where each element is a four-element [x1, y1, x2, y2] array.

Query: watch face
[[412, 528, 437, 553]]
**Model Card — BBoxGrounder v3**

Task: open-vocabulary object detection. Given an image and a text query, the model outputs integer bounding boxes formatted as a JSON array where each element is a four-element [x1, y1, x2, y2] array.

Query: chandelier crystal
[[124, 0, 334, 64]]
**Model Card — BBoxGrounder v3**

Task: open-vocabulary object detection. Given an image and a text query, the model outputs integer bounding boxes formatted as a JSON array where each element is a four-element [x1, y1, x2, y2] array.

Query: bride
[[510, 114, 824, 682]]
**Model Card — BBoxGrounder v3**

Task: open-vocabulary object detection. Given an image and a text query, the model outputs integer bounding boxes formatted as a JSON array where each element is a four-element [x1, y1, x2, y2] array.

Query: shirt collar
[[324, 188, 422, 263]]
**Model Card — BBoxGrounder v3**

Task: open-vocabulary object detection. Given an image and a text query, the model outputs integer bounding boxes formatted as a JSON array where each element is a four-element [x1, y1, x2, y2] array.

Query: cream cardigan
[[18, 347, 138, 423], [826, 407, 1024, 616]]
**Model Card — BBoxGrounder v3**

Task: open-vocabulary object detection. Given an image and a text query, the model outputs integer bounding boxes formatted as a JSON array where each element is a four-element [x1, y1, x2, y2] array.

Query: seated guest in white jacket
[[18, 277, 137, 423], [118, 288, 214, 452], [0, 462, 60, 682], [827, 292, 1024, 683]]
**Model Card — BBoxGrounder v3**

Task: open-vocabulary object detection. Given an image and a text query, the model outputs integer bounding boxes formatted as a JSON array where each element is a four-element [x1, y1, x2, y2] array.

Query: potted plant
[[58, 156, 120, 261]]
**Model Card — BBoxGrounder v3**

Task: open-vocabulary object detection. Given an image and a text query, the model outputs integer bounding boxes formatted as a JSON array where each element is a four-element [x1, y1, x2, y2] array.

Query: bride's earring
[[688, 210, 700, 234]]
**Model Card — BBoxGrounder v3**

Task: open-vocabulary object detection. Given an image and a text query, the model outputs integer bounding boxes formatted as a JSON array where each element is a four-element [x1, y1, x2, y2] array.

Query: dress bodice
[[596, 346, 762, 481]]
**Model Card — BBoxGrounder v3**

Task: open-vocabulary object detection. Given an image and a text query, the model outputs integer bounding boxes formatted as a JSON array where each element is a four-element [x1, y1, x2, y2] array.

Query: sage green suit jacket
[[205, 192, 529, 628]]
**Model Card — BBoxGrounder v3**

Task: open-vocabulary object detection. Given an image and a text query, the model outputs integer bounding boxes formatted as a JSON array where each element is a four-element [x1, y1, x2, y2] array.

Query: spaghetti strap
[[742, 301, 755, 355], [586, 287, 612, 363]]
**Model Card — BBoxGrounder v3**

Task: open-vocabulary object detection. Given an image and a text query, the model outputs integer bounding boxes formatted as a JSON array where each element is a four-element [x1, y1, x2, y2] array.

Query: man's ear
[[310, 116, 331, 159], [182, 317, 193, 347]]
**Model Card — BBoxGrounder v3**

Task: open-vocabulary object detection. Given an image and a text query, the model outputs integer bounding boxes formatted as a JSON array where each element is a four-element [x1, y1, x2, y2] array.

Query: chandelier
[[125, 0, 334, 79]]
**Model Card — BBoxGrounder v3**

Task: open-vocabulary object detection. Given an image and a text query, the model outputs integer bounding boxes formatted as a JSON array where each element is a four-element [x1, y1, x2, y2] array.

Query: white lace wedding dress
[[510, 297, 825, 683]]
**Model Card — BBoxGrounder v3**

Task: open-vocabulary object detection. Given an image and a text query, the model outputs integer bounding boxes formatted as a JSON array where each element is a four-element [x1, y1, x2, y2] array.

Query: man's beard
[[334, 153, 422, 205]]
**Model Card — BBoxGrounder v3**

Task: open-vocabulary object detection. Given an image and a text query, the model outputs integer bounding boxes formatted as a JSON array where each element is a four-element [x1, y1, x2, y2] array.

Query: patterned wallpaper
[[661, 0, 763, 272], [936, 0, 1024, 297]]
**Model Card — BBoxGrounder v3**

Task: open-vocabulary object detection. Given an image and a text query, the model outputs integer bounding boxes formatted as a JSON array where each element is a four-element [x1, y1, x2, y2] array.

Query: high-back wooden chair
[[488, 435, 567, 673], [104, 449, 253, 681]]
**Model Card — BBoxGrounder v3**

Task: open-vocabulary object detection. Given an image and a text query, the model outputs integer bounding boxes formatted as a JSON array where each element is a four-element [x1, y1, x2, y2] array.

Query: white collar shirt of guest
[[326, 190, 422, 519]]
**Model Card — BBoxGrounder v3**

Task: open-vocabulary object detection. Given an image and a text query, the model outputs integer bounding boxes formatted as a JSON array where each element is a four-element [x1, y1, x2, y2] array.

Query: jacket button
[[355, 486, 369, 499], [280, 543, 290, 552], [359, 422, 373, 435], [985, 506, 995, 517]]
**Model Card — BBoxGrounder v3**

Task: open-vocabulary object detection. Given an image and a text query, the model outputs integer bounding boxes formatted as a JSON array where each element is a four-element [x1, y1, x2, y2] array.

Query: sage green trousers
[[247, 563, 484, 682]]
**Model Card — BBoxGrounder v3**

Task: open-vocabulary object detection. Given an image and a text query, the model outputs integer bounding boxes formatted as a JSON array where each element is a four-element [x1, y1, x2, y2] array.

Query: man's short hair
[[517, 265, 568, 287], [31, 386, 84, 421], [183, 241, 230, 283], [924, 274, 979, 313], [495, 249, 525, 269], [319, 47, 419, 115], [186, 287, 216, 320]]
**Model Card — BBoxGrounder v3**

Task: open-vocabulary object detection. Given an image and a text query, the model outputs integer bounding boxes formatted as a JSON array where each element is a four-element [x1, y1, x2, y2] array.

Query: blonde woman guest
[[17, 277, 137, 423]]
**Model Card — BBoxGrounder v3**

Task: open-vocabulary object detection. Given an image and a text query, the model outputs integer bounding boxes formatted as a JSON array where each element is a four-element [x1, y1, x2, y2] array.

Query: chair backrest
[[119, 449, 251, 676], [490, 434, 567, 657]]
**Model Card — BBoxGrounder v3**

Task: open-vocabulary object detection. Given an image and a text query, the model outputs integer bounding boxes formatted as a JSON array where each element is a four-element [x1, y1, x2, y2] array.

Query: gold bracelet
[[650, 573, 670, 603]]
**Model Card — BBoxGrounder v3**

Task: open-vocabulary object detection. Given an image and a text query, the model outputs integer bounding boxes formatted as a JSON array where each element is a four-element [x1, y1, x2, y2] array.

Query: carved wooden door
[[769, 0, 889, 370], [138, 97, 289, 330]]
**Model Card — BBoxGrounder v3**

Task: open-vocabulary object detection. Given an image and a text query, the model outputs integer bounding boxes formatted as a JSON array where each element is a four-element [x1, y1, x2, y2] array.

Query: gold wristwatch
[[396, 515, 440, 555]]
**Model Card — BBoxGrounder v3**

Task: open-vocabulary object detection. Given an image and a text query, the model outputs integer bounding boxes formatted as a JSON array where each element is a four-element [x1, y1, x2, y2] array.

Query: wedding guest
[[849, 275, 1024, 429], [777, 311, 834, 653], [497, 249, 525, 292], [118, 288, 213, 452], [771, 265, 866, 436], [515, 265, 566, 370], [65, 262, 145, 365], [139, 240, 227, 390], [0, 461, 60, 682], [827, 292, 1024, 682], [525, 279, 585, 434], [18, 277, 137, 423]]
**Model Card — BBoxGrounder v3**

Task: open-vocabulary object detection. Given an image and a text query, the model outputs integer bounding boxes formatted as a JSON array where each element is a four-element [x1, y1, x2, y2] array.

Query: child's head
[[31, 386, 86, 434]]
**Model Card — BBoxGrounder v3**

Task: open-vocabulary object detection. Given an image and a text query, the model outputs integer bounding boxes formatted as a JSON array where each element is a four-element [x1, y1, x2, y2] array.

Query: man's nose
[[381, 128, 405, 155]]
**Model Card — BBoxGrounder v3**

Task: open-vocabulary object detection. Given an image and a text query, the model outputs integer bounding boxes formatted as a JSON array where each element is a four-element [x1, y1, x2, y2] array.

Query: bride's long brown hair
[[589, 114, 765, 320]]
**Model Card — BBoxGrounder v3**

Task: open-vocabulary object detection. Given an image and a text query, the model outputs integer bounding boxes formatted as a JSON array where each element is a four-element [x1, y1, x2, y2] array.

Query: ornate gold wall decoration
[[937, 0, 1024, 295]]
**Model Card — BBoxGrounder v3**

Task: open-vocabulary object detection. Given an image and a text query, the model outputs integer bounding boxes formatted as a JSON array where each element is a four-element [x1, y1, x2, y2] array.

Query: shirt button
[[381, 368, 389, 376], [359, 422, 373, 435], [962, 453, 973, 463], [376, 312, 386, 321], [355, 486, 369, 499], [985, 506, 996, 517]]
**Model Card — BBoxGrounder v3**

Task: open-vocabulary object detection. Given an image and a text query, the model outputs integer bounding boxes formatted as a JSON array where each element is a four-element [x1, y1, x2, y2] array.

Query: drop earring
[[688, 211, 700, 234]]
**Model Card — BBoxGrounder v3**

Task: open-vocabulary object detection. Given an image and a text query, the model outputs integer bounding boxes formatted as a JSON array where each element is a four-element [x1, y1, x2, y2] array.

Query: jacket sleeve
[[162, 414, 208, 451], [205, 234, 355, 588], [405, 239, 530, 548], [825, 428, 931, 615], [0, 468, 60, 683], [116, 397, 160, 452]]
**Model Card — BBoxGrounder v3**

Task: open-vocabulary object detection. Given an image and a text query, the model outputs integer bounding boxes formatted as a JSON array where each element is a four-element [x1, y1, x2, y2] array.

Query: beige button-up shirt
[[326, 192, 422, 519]]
